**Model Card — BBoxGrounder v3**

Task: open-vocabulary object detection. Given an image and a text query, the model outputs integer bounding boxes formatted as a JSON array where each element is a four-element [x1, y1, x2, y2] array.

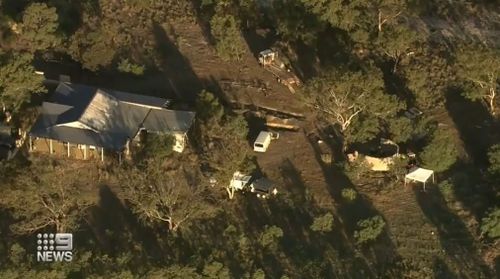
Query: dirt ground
[[29, 14, 497, 276], [168, 20, 307, 115], [158, 19, 498, 275]]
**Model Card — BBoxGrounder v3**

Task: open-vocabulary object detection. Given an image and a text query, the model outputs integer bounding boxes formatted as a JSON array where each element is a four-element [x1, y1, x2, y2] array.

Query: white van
[[253, 131, 272, 152]]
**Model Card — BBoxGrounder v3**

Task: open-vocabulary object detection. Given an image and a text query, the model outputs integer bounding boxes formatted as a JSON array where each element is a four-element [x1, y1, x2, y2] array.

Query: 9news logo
[[36, 233, 73, 262]]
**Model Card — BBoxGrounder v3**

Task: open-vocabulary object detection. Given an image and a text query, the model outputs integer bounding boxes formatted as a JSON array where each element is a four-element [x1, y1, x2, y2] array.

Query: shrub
[[210, 14, 246, 61], [117, 58, 145, 75], [141, 133, 175, 160], [260, 225, 283, 248], [341, 188, 358, 202], [343, 158, 371, 182], [438, 180, 455, 203], [480, 207, 500, 239], [354, 215, 386, 245], [487, 144, 500, 177], [310, 213, 334, 232]]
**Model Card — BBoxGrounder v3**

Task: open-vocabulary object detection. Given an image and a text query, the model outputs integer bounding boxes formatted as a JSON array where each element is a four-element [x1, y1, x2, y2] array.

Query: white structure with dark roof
[[29, 83, 195, 161]]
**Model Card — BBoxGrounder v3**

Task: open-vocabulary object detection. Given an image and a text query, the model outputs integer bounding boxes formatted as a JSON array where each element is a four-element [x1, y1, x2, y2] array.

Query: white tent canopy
[[405, 167, 435, 190]]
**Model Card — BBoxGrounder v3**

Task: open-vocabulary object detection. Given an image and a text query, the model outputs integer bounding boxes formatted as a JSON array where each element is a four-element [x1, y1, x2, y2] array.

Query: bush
[[480, 207, 500, 239], [141, 133, 175, 160], [310, 213, 334, 232], [117, 58, 145, 75], [354, 215, 386, 245], [487, 144, 500, 177], [341, 188, 357, 202], [438, 180, 455, 203], [210, 14, 246, 61], [342, 158, 371, 182], [260, 225, 283, 248], [420, 129, 458, 172]]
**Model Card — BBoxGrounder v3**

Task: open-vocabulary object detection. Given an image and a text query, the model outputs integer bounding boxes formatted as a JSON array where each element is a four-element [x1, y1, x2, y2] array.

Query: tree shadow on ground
[[84, 185, 163, 261], [444, 88, 499, 220], [242, 28, 278, 59], [152, 21, 203, 103], [445, 88, 498, 166], [305, 130, 405, 277], [433, 257, 459, 279], [276, 159, 372, 277], [414, 186, 493, 278], [187, 0, 215, 46]]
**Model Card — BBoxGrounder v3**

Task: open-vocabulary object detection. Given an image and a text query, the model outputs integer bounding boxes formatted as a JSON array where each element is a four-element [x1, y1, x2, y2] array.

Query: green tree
[[18, 3, 61, 51], [119, 164, 216, 231], [300, 0, 408, 45], [299, 0, 371, 44], [68, 28, 117, 71], [271, 0, 325, 45], [420, 129, 459, 172], [139, 133, 174, 161], [210, 11, 246, 61], [259, 225, 283, 249], [456, 45, 499, 115], [195, 91, 252, 199], [0, 162, 97, 234], [480, 207, 499, 239], [374, 0, 408, 33], [196, 90, 224, 123], [252, 269, 266, 279], [66, 0, 167, 71], [310, 212, 334, 232], [388, 116, 414, 144], [147, 265, 203, 279], [403, 49, 454, 110], [376, 23, 423, 72], [202, 261, 231, 279], [487, 144, 500, 177], [354, 215, 386, 245], [0, 52, 45, 110], [302, 67, 403, 147]]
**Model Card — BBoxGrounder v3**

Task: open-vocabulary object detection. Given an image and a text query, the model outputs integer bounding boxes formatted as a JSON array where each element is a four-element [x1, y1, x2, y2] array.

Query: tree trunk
[[392, 52, 400, 73], [488, 87, 496, 116], [225, 186, 235, 199], [378, 10, 383, 32]]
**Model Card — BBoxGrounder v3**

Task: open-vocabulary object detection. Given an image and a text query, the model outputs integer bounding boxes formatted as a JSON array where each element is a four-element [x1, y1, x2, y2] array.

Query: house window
[[89, 145, 96, 150]]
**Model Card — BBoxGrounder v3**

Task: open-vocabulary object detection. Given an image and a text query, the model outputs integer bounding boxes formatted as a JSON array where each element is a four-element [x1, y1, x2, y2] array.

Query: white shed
[[405, 167, 435, 190]]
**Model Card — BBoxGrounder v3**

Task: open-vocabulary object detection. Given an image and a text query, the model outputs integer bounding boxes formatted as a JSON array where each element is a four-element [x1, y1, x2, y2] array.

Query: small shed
[[405, 167, 435, 190]]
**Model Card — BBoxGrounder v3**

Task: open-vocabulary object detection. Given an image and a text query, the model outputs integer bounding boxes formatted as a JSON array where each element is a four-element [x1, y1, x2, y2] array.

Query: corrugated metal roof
[[142, 109, 195, 132], [30, 83, 195, 150]]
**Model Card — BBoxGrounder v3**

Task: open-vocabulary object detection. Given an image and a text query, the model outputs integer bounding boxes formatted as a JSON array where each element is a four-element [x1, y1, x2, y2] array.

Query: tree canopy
[[17, 3, 60, 52], [302, 66, 404, 146], [0, 51, 45, 110], [120, 163, 216, 231], [456, 44, 499, 115], [0, 162, 96, 234], [420, 129, 459, 172]]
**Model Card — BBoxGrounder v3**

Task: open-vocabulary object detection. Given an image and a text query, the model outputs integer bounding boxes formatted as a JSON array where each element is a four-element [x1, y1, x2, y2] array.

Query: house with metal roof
[[28, 83, 195, 161]]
